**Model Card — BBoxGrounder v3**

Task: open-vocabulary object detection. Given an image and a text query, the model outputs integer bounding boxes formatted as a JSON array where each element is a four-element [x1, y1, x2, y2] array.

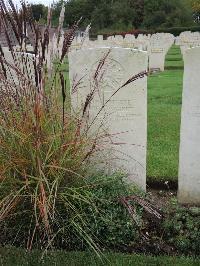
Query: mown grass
[[0, 247, 199, 266], [147, 45, 183, 183]]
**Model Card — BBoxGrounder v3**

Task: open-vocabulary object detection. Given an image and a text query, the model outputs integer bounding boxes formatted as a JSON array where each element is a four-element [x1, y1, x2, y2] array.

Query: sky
[[14, 0, 54, 7]]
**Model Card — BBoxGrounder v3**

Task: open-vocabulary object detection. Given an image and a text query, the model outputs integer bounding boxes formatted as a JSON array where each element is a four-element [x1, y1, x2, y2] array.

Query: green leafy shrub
[[80, 174, 144, 250], [163, 199, 200, 255]]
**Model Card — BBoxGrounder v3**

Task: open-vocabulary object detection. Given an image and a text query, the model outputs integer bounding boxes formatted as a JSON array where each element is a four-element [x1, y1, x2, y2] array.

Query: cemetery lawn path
[[1, 247, 199, 266], [147, 45, 183, 184]]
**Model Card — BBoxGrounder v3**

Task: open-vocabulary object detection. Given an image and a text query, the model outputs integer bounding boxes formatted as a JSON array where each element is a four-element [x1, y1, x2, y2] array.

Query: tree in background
[[129, 0, 145, 29], [31, 4, 48, 23], [30, 0, 194, 32], [191, 0, 200, 22], [142, 0, 193, 29], [62, 0, 144, 32]]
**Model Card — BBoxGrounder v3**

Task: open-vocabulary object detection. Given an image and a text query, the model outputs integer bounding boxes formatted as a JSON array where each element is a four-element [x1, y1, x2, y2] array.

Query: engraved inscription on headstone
[[68, 47, 148, 190]]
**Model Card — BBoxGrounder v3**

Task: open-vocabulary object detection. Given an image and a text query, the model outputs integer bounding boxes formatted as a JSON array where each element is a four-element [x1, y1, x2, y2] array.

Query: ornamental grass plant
[[0, 0, 150, 253]]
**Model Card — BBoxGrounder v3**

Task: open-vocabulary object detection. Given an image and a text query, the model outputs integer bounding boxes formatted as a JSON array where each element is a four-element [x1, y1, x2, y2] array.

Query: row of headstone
[[0, 21, 175, 73], [69, 32, 175, 72], [68, 46, 200, 206], [175, 31, 200, 56]]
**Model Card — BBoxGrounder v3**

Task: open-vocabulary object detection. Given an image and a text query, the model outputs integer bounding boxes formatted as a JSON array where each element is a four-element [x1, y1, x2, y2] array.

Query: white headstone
[[1, 48, 35, 86], [178, 47, 200, 205], [148, 33, 174, 71], [149, 47, 165, 71], [68, 47, 148, 190], [97, 35, 103, 42], [123, 34, 135, 48]]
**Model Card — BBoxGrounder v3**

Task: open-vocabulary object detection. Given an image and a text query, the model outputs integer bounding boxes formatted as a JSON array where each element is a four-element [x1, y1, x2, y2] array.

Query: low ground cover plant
[[163, 199, 200, 256]]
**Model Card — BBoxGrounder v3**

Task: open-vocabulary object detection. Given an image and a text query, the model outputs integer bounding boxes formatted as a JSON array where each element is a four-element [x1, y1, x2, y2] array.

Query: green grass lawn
[[0, 247, 199, 266], [147, 45, 183, 183]]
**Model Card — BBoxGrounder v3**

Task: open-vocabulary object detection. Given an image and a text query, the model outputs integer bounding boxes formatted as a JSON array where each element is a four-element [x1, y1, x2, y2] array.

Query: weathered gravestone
[[148, 33, 174, 71], [97, 35, 104, 42], [178, 47, 200, 205], [149, 47, 166, 71], [68, 47, 148, 190], [135, 34, 150, 51], [2, 48, 35, 83]]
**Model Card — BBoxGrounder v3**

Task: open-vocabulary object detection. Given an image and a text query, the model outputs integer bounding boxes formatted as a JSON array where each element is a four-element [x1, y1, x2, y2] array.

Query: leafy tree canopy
[[31, 0, 195, 33]]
